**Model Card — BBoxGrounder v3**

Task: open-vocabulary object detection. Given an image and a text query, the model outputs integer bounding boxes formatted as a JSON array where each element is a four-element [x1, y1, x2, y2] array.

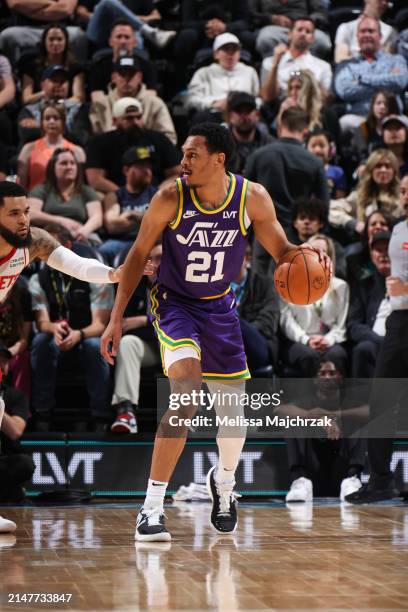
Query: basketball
[[274, 247, 329, 305]]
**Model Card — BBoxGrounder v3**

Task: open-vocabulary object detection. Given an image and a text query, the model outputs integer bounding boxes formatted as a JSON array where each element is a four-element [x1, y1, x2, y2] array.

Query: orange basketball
[[274, 247, 329, 305]]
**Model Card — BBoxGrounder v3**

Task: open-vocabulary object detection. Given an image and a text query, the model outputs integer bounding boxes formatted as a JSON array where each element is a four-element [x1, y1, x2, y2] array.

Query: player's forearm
[[0, 412, 24, 441]]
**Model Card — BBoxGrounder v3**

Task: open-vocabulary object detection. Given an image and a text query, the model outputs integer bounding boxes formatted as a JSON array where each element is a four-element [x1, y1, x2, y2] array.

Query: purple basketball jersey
[[158, 173, 250, 299]]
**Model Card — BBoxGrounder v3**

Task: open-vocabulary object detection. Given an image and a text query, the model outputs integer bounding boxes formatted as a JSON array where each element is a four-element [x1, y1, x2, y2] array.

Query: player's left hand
[[109, 265, 123, 283], [300, 243, 333, 284]]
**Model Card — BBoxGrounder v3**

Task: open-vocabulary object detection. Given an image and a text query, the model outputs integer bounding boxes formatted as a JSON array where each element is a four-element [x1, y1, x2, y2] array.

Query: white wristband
[[47, 246, 114, 283]]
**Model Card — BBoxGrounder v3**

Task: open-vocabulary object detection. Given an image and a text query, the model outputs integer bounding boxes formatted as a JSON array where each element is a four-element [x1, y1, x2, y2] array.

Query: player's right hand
[[100, 319, 123, 365]]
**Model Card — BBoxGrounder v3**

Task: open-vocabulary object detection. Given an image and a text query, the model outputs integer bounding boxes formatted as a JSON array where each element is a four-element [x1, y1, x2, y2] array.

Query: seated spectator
[[254, 1, 331, 60], [400, 173, 408, 213], [100, 146, 157, 265], [28, 148, 103, 244], [224, 91, 273, 175], [186, 33, 259, 123], [0, 344, 35, 503], [280, 234, 349, 377], [18, 66, 91, 147], [18, 103, 86, 191], [173, 0, 254, 87], [0, 141, 7, 180], [306, 129, 347, 199], [279, 358, 366, 501], [86, 98, 181, 194], [348, 230, 391, 378], [346, 210, 394, 285], [29, 223, 114, 431], [350, 91, 400, 166], [334, 17, 408, 134], [89, 56, 177, 143], [19, 24, 86, 106], [245, 107, 329, 234], [260, 18, 332, 102], [83, 0, 176, 50], [0, 0, 87, 64], [381, 115, 408, 177], [0, 53, 16, 147], [0, 280, 32, 398], [231, 244, 280, 374], [88, 19, 158, 95], [334, 0, 396, 64], [329, 149, 402, 241], [110, 242, 162, 434]]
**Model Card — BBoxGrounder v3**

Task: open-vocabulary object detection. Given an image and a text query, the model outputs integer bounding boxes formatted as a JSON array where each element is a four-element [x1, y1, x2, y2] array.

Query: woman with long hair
[[28, 148, 102, 243], [18, 103, 85, 191], [280, 233, 350, 377], [329, 149, 402, 238], [19, 23, 85, 105], [351, 90, 399, 163]]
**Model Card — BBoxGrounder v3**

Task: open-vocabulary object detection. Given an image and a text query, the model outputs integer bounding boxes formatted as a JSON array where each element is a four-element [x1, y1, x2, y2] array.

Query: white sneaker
[[340, 476, 362, 501], [142, 26, 176, 48], [285, 477, 313, 502], [172, 483, 210, 502], [0, 516, 16, 533]]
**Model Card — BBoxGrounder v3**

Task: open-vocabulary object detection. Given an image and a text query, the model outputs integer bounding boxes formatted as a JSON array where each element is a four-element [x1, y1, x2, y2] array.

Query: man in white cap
[[186, 33, 260, 123], [86, 97, 181, 194]]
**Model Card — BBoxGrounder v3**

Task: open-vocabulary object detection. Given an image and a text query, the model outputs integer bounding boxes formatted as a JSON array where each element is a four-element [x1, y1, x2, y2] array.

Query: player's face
[[181, 136, 224, 187], [0, 196, 32, 248]]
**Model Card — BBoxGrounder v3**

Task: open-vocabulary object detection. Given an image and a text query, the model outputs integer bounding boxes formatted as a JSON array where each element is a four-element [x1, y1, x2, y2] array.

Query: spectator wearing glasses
[[89, 55, 176, 143], [18, 23, 86, 106], [17, 66, 91, 148], [18, 103, 86, 191], [85, 97, 181, 194]]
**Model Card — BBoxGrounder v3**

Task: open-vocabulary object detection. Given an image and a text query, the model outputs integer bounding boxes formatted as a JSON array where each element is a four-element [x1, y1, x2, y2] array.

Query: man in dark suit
[[347, 231, 391, 378]]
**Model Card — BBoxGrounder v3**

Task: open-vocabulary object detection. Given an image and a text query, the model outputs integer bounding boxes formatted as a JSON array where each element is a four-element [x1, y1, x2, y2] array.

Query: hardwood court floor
[[1, 500, 408, 611]]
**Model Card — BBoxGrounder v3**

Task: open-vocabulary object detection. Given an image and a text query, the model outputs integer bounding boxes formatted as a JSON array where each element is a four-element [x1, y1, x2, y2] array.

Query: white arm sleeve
[[47, 246, 114, 283]]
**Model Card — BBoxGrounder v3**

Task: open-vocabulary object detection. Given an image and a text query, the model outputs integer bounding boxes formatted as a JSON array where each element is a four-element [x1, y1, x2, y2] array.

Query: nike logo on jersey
[[183, 210, 199, 219], [176, 222, 239, 248]]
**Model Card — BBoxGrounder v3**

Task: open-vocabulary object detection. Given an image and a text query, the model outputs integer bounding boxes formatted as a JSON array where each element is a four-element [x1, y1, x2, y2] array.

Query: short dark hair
[[0, 181, 27, 207], [43, 222, 73, 245], [188, 122, 235, 164], [306, 128, 331, 146], [111, 18, 135, 33], [291, 16, 315, 29], [292, 197, 327, 224], [280, 107, 309, 133]]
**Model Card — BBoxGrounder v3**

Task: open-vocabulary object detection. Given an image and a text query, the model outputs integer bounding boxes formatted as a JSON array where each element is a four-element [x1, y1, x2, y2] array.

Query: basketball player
[[101, 123, 332, 541], [0, 180, 122, 532]]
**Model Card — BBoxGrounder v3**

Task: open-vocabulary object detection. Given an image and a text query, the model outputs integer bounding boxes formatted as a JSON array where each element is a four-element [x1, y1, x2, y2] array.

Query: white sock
[[144, 479, 168, 511], [215, 437, 245, 485]]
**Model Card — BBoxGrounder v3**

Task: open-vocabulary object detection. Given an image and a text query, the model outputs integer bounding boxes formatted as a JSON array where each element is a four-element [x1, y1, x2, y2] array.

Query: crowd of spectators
[[0, 0, 407, 463]]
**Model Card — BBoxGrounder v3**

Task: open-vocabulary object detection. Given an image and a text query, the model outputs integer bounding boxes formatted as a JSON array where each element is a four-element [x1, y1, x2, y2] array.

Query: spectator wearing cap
[[0, 0, 87, 65], [86, 98, 181, 194], [99, 146, 157, 265], [334, 17, 408, 134], [224, 92, 273, 175], [18, 103, 86, 191], [89, 19, 158, 98], [18, 23, 86, 106], [0, 343, 35, 503], [186, 33, 259, 123], [18, 66, 91, 148], [89, 56, 177, 143], [260, 17, 332, 103], [382, 115, 408, 177], [348, 230, 392, 378]]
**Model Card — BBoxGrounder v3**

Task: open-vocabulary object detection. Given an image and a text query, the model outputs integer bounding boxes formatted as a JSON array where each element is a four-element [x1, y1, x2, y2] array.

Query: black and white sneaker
[[135, 507, 171, 542], [206, 466, 241, 533]]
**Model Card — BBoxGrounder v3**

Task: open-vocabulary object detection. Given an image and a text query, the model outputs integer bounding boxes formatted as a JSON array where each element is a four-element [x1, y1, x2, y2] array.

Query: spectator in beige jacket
[[90, 56, 177, 144]]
